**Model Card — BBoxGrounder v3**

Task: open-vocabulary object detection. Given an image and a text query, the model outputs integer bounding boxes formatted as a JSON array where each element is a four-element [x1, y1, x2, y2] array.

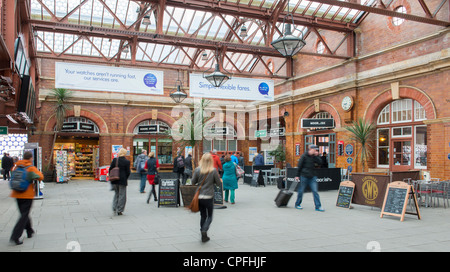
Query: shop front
[[53, 117, 100, 178], [132, 120, 174, 169]]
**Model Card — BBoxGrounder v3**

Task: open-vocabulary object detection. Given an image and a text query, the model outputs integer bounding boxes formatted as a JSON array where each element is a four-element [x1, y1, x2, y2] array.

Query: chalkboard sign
[[214, 182, 224, 205], [336, 181, 355, 209], [158, 179, 179, 207], [380, 181, 421, 221]]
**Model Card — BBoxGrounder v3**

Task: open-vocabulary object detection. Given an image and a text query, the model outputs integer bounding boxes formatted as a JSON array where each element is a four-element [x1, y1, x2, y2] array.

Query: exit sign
[[0, 126, 7, 135]]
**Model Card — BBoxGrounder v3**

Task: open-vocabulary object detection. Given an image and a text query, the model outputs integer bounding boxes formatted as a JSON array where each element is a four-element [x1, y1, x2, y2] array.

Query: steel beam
[[309, 0, 449, 26]]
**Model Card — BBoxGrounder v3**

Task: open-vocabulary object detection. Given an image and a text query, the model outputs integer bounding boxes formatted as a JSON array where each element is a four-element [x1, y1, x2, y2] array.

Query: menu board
[[336, 181, 355, 209], [380, 181, 421, 222], [158, 179, 179, 207], [214, 182, 224, 205]]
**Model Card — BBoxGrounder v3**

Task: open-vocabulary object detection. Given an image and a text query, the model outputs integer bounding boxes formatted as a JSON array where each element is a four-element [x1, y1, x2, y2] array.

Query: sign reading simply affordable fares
[[189, 73, 274, 101], [55, 62, 164, 95]]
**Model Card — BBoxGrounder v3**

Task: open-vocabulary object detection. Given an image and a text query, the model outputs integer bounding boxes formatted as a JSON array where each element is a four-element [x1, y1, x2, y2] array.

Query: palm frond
[[344, 118, 376, 172]]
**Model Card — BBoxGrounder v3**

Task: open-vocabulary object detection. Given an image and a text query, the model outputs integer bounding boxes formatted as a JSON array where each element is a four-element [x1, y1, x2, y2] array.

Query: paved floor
[[0, 178, 449, 252]]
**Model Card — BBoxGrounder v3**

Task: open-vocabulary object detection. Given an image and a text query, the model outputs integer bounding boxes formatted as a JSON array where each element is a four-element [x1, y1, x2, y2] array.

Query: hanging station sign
[[189, 73, 274, 101], [55, 62, 164, 95], [301, 118, 335, 129], [269, 127, 285, 137], [61, 122, 96, 133]]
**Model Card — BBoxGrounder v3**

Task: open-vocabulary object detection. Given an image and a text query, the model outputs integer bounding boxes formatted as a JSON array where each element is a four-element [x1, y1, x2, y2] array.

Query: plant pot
[[180, 185, 199, 207]]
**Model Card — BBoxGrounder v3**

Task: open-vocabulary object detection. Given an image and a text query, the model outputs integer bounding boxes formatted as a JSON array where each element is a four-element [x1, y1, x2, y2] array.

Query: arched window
[[133, 120, 171, 135], [376, 99, 427, 169], [132, 120, 173, 165], [59, 117, 100, 133], [203, 123, 237, 152]]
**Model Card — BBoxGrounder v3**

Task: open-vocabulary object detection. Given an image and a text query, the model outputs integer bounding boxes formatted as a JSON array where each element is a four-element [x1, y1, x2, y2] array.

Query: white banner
[[55, 62, 164, 95], [189, 73, 274, 101]]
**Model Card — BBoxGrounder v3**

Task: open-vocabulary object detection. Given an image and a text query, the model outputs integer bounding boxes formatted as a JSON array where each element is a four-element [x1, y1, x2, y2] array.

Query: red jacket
[[212, 154, 222, 171]]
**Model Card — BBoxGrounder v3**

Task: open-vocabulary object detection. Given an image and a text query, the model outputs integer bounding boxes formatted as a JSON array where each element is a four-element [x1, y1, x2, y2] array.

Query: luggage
[[277, 177, 286, 190], [274, 179, 298, 207]]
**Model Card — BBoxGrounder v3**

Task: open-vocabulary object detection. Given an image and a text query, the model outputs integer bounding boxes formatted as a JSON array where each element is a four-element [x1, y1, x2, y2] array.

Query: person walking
[[191, 153, 222, 243], [109, 148, 130, 216], [253, 151, 265, 166], [320, 152, 329, 168], [145, 152, 159, 203], [210, 149, 223, 173], [294, 145, 324, 212], [2, 153, 13, 181], [222, 155, 238, 205], [238, 152, 245, 169], [230, 152, 239, 165], [173, 152, 185, 183], [134, 150, 149, 193], [10, 151, 43, 245], [183, 151, 193, 185]]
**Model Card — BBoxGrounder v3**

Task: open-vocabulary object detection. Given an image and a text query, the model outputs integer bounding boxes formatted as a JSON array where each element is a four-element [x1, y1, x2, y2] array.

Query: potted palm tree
[[268, 144, 286, 169], [44, 88, 72, 182], [344, 118, 376, 173]]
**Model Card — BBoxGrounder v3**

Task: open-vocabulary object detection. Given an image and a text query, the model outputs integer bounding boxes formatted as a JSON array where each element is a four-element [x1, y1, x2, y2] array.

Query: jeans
[[295, 176, 322, 209], [112, 184, 127, 213], [199, 198, 214, 232], [10, 199, 33, 241], [224, 190, 235, 203], [139, 173, 147, 193]]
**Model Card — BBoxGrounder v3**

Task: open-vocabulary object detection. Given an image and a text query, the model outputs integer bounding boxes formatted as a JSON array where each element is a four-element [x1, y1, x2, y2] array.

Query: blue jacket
[[253, 154, 264, 166], [222, 161, 238, 190], [230, 155, 239, 165]]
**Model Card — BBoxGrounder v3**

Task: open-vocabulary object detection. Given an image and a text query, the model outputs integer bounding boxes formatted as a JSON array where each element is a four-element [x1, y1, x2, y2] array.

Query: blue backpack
[[10, 165, 31, 192]]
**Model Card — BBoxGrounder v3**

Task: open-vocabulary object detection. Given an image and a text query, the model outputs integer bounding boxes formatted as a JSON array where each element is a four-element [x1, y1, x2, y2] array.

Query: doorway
[[304, 133, 335, 168], [391, 140, 412, 171]]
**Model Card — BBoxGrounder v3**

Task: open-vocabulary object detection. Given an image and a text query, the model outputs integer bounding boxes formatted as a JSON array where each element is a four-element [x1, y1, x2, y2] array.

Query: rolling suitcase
[[274, 180, 298, 207]]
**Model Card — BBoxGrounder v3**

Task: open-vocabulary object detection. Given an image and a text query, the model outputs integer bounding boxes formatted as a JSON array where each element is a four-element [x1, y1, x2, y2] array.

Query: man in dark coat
[[109, 149, 131, 215], [321, 152, 329, 168], [173, 152, 185, 183], [294, 145, 324, 212], [2, 153, 13, 181]]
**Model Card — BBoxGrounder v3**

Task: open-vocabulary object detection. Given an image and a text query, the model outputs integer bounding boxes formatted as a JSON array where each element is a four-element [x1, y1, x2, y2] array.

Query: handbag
[[188, 172, 210, 213], [109, 157, 120, 182], [234, 163, 245, 178], [153, 173, 160, 185]]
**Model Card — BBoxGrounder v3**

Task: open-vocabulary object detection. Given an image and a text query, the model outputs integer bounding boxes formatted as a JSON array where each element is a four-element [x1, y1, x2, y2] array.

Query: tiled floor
[[0, 178, 449, 252]]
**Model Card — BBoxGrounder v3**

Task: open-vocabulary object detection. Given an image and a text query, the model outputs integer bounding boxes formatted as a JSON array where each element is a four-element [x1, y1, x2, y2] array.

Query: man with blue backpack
[[9, 151, 43, 245]]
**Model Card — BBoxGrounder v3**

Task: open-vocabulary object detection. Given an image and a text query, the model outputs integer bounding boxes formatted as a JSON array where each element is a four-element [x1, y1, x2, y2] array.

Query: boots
[[201, 231, 210, 243]]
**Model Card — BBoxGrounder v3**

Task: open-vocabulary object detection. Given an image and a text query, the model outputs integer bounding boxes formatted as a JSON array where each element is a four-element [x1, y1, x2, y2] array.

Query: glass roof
[[30, 0, 376, 72]]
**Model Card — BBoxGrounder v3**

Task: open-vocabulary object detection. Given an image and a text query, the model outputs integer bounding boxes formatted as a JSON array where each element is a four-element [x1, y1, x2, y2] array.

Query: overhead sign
[[0, 126, 8, 135], [301, 118, 335, 129], [55, 62, 164, 95], [189, 73, 274, 101], [269, 127, 285, 137], [255, 129, 267, 138], [138, 124, 169, 134]]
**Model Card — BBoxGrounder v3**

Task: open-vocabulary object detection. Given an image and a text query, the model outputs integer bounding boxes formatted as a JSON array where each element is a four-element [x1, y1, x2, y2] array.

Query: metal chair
[[431, 180, 448, 208], [267, 168, 282, 185], [414, 180, 433, 208]]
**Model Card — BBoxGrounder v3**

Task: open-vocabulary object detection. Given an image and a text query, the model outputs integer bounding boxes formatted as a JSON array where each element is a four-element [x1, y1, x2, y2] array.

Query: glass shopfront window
[[133, 120, 173, 166], [415, 126, 427, 169], [377, 128, 389, 167], [157, 139, 173, 164]]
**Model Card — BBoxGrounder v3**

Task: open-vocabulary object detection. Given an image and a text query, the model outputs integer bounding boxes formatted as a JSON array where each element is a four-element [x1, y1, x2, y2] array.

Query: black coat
[[109, 157, 131, 186], [1, 156, 13, 170], [173, 155, 185, 173], [296, 152, 322, 178], [184, 155, 193, 170]]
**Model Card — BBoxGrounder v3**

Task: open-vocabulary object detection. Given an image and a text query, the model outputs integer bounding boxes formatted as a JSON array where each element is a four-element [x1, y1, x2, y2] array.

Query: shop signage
[[286, 167, 341, 191], [158, 179, 179, 207], [337, 141, 344, 156], [301, 118, 334, 129], [0, 126, 8, 135], [55, 62, 164, 95], [351, 173, 390, 208], [207, 127, 228, 135], [269, 127, 285, 137], [61, 123, 78, 131], [189, 73, 274, 101], [336, 181, 355, 209], [295, 143, 300, 156], [112, 145, 123, 159], [255, 129, 267, 138], [346, 157, 353, 164], [380, 181, 421, 222], [79, 123, 95, 132], [138, 124, 169, 134], [214, 182, 224, 205], [345, 144, 354, 156]]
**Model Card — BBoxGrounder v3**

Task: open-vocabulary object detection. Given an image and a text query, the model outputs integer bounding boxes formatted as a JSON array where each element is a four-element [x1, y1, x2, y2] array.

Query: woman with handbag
[[145, 152, 159, 203], [109, 148, 131, 216], [222, 155, 239, 205], [190, 153, 222, 243]]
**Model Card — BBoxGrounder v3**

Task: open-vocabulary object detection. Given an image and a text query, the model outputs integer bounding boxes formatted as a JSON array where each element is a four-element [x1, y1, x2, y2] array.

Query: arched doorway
[[375, 98, 428, 171], [202, 122, 238, 154], [53, 116, 101, 178], [132, 119, 173, 167]]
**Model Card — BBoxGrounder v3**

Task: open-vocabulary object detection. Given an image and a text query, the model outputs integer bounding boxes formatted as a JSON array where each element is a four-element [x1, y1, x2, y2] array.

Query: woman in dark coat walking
[[109, 148, 131, 215]]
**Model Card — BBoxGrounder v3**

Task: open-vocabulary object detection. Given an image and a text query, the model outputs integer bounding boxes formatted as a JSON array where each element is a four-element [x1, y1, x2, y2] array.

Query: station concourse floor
[[0, 178, 449, 252]]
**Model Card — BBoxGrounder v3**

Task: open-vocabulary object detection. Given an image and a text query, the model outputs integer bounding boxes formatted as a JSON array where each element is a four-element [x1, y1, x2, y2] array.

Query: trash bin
[[99, 166, 109, 182]]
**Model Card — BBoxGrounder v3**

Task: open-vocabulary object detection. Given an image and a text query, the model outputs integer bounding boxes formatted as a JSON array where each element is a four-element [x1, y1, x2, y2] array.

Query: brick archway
[[44, 109, 109, 133], [297, 102, 342, 132], [125, 111, 177, 134], [364, 86, 436, 123]]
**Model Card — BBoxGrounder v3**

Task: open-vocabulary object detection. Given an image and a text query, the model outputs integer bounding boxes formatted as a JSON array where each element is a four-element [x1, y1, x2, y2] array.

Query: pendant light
[[170, 71, 187, 103], [240, 24, 248, 38], [271, 0, 306, 57], [203, 49, 231, 88]]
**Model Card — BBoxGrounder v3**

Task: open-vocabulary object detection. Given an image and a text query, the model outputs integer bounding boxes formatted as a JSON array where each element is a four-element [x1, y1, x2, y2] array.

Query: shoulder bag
[[188, 171, 210, 213], [109, 158, 120, 182]]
